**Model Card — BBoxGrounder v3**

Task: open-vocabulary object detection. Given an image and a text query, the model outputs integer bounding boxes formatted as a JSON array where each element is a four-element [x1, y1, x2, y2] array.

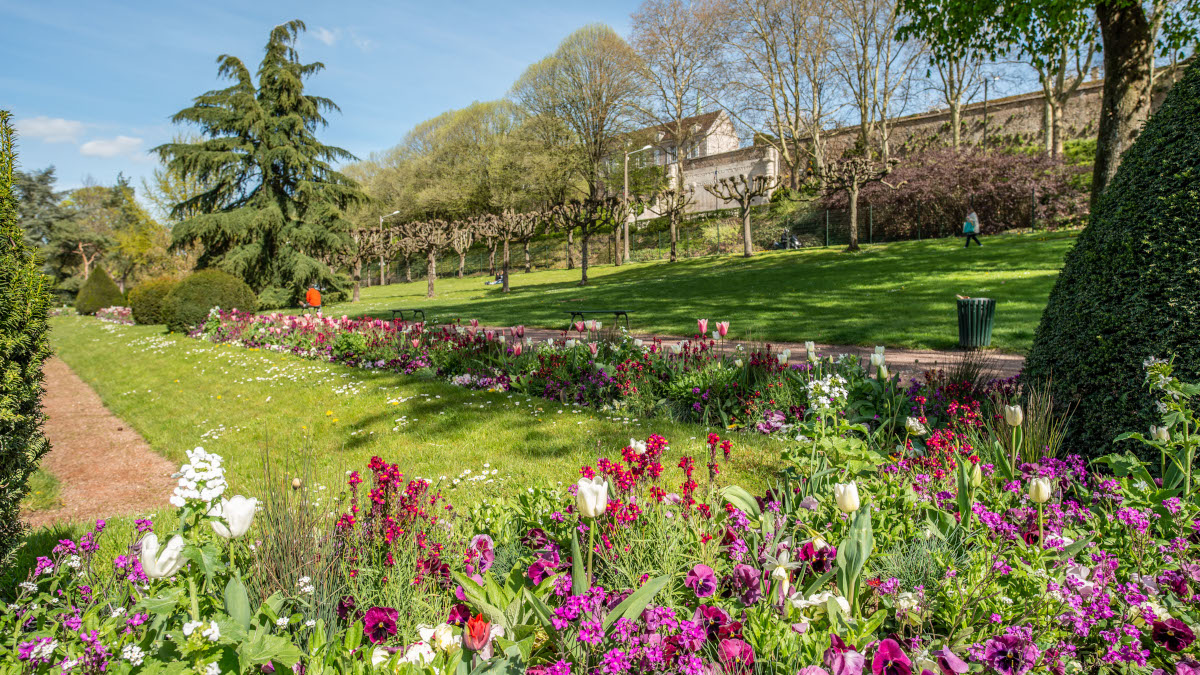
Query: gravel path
[[22, 357, 175, 529]]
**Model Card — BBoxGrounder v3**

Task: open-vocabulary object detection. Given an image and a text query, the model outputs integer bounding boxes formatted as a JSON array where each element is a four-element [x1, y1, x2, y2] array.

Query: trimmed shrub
[[163, 269, 258, 333], [823, 147, 1088, 237], [128, 277, 178, 325], [74, 266, 124, 315], [1025, 60, 1200, 461], [0, 110, 54, 568]]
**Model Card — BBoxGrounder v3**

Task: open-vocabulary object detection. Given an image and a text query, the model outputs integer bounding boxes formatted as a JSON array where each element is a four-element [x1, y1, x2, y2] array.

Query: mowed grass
[[322, 230, 1076, 353], [21, 469, 62, 512], [49, 316, 785, 505]]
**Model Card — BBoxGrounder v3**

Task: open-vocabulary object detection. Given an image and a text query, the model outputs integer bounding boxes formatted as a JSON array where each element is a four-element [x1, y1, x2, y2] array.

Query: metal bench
[[389, 308, 426, 322], [565, 309, 630, 331]]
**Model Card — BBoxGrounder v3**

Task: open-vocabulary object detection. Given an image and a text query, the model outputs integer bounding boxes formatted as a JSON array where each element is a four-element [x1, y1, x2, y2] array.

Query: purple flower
[[685, 564, 717, 598], [522, 528, 551, 550], [982, 635, 1039, 675], [718, 638, 755, 675], [362, 606, 398, 644], [1153, 618, 1196, 652], [447, 603, 470, 626], [800, 541, 838, 574], [692, 605, 731, 640], [872, 638, 912, 675], [799, 669, 832, 675], [336, 595, 358, 622], [469, 534, 495, 573], [730, 564, 763, 605], [934, 646, 968, 675], [825, 635, 866, 675]]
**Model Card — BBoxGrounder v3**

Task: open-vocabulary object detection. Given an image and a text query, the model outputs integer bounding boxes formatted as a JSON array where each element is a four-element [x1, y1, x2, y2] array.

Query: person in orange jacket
[[305, 287, 322, 309]]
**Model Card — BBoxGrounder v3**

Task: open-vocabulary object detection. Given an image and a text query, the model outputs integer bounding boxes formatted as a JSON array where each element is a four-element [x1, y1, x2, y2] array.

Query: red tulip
[[410, 339, 419, 349], [463, 613, 491, 652], [513, 343, 523, 356]]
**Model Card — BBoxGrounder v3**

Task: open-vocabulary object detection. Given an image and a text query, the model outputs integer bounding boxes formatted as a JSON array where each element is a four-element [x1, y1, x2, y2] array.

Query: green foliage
[[128, 276, 178, 325], [155, 20, 363, 299], [163, 269, 258, 333], [1026, 60, 1200, 461], [0, 110, 54, 570], [73, 266, 124, 315]]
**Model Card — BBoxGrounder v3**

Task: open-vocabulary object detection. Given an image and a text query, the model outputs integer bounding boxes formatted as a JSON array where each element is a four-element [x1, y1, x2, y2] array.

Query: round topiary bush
[[74, 266, 125, 315], [128, 277, 178, 325], [162, 269, 258, 333], [1025, 59, 1200, 462]]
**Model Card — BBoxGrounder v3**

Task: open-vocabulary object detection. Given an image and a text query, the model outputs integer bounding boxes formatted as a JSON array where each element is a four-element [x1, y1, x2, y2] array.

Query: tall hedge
[[0, 111, 53, 568], [128, 277, 178, 325], [74, 266, 125, 315], [1025, 60, 1200, 461], [163, 269, 258, 333]]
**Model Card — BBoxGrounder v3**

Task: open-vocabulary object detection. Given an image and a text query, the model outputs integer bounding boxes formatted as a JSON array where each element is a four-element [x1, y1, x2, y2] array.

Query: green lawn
[[49, 316, 784, 505], [322, 230, 1075, 353]]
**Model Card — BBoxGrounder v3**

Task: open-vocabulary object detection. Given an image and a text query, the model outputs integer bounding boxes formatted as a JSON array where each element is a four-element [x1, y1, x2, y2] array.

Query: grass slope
[[49, 316, 783, 504], [324, 230, 1075, 353]]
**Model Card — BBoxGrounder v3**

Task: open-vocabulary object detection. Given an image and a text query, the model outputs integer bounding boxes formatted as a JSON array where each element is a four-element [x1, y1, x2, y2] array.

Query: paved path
[[22, 358, 175, 529], [484, 325, 1024, 380]]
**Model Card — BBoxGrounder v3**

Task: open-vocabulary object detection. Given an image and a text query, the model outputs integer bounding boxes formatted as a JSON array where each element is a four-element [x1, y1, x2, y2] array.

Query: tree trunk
[[950, 103, 962, 148], [502, 239, 510, 293], [488, 245, 496, 276], [426, 251, 437, 299], [1051, 103, 1065, 158], [741, 205, 753, 258], [623, 220, 631, 263], [405, 258, 412, 283], [458, 252, 465, 278], [579, 229, 590, 285], [380, 256, 386, 286], [847, 183, 860, 252], [566, 230, 575, 270], [1092, 1, 1153, 208], [1042, 98, 1054, 155], [523, 241, 531, 273], [613, 226, 620, 267], [352, 259, 361, 302], [669, 215, 678, 263]]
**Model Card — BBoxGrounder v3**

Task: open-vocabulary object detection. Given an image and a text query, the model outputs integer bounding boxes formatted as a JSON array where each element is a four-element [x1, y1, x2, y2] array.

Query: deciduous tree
[[704, 173, 781, 256], [822, 157, 903, 251]]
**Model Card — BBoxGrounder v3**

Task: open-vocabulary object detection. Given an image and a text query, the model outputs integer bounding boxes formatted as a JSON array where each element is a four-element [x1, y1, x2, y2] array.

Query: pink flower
[[697, 318, 709, 335], [718, 638, 754, 675], [872, 639, 912, 675], [513, 343, 523, 356], [588, 343, 599, 356], [717, 321, 730, 337], [684, 564, 717, 598], [574, 321, 586, 333], [469, 319, 479, 327]]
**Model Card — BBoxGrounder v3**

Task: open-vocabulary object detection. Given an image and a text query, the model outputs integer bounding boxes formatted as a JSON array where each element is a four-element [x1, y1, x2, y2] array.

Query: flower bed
[[95, 306, 134, 325], [4, 342, 1198, 673]]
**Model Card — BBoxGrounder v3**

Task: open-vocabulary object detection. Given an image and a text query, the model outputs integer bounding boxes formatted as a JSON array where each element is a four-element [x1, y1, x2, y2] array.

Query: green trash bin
[[956, 297, 996, 348]]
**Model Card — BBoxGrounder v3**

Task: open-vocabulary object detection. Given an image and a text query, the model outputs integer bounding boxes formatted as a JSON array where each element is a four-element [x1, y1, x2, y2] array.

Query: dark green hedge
[[1025, 60, 1200, 461], [163, 269, 258, 333], [74, 266, 124, 315], [128, 277, 178, 325], [0, 110, 53, 568]]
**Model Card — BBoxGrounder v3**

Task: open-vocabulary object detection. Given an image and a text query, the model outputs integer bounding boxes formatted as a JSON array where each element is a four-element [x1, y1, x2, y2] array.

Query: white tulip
[[371, 647, 391, 667], [869, 353, 885, 369], [565, 339, 576, 348], [418, 623, 460, 652], [875, 345, 885, 357], [629, 438, 647, 455], [398, 643, 435, 665], [1003, 404, 1024, 427], [777, 352, 789, 365], [633, 339, 644, 348], [905, 417, 927, 436], [713, 330, 720, 340], [576, 477, 610, 518], [210, 495, 258, 539], [1151, 425, 1170, 442], [878, 365, 890, 380], [1028, 477, 1052, 504], [734, 358, 744, 368], [139, 533, 185, 579], [805, 341, 817, 361], [833, 482, 860, 513]]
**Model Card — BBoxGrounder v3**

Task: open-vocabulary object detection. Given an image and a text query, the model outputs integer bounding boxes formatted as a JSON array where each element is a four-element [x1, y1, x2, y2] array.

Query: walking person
[[963, 207, 982, 247]]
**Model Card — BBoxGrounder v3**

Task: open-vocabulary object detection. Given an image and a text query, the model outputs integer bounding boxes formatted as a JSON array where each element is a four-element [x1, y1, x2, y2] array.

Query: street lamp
[[623, 144, 653, 264], [378, 210, 401, 285]]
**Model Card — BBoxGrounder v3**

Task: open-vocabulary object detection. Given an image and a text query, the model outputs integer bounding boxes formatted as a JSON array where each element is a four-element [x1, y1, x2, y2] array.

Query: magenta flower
[[934, 646, 968, 675], [685, 564, 717, 598], [718, 638, 754, 675], [716, 321, 729, 337], [730, 563, 763, 605], [468, 534, 495, 573], [982, 635, 1039, 675], [1154, 618, 1196, 652], [872, 639, 912, 675], [826, 635, 866, 675], [447, 603, 470, 626], [697, 319, 709, 335], [363, 606, 398, 644], [799, 669, 831, 675]]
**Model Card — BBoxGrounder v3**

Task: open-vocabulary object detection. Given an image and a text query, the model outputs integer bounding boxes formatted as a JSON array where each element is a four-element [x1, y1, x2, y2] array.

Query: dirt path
[[485, 326, 1025, 379], [23, 358, 176, 529]]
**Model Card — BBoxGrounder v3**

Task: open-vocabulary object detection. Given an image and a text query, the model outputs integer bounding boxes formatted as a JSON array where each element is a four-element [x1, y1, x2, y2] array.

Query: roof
[[631, 110, 727, 144]]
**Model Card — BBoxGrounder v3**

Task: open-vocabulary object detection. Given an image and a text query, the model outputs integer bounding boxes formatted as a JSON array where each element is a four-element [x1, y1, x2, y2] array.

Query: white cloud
[[16, 116, 86, 143], [313, 27, 338, 46], [79, 135, 144, 158]]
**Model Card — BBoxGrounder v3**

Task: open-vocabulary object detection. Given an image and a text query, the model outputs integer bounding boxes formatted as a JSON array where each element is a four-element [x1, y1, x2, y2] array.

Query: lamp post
[[379, 210, 401, 285], [982, 75, 1000, 147], [714, 169, 720, 255], [623, 144, 653, 263]]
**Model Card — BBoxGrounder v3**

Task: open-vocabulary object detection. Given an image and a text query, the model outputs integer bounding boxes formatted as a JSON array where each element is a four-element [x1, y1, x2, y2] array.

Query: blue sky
[[1, 0, 638, 192]]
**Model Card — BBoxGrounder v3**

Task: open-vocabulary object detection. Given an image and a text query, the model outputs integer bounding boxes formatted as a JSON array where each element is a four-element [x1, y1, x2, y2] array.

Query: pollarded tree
[[450, 220, 476, 279], [551, 199, 606, 285], [652, 185, 695, 262], [822, 157, 903, 251], [154, 20, 365, 303], [396, 219, 454, 298], [704, 174, 782, 257], [324, 223, 383, 302], [477, 210, 538, 293], [514, 212, 542, 274]]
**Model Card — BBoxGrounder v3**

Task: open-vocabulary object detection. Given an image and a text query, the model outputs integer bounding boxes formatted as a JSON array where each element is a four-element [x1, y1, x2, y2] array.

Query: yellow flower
[[326, 410, 333, 416], [332, 418, 339, 423], [216, 395, 222, 399]]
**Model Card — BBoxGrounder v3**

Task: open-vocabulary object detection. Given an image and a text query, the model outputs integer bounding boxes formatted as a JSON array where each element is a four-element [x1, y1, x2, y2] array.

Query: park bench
[[564, 309, 631, 331], [389, 308, 426, 322]]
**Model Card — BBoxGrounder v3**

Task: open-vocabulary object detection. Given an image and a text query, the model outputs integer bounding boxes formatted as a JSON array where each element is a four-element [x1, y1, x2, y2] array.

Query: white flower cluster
[[183, 620, 220, 642], [805, 374, 850, 410], [27, 639, 57, 662], [297, 576, 315, 595], [122, 644, 145, 666], [170, 447, 227, 507]]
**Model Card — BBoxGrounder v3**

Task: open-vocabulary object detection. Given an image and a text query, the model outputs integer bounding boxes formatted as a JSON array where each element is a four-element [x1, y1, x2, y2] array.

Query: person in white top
[[963, 207, 982, 247]]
